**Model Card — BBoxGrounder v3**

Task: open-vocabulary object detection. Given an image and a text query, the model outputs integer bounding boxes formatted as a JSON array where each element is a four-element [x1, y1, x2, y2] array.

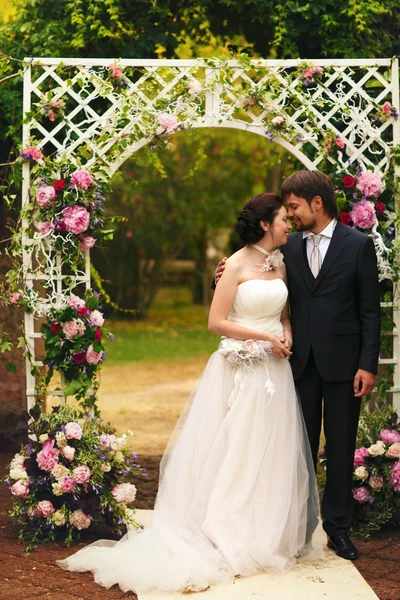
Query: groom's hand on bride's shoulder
[[214, 257, 227, 285]]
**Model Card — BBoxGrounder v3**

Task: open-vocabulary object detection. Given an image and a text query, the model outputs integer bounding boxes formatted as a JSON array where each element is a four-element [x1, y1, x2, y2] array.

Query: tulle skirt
[[58, 350, 323, 594]]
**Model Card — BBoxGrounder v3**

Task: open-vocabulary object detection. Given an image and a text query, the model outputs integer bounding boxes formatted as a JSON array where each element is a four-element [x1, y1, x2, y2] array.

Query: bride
[[58, 192, 323, 594]]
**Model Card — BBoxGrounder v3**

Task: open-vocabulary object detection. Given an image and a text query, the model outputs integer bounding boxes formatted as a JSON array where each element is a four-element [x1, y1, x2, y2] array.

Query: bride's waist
[[227, 316, 283, 336]]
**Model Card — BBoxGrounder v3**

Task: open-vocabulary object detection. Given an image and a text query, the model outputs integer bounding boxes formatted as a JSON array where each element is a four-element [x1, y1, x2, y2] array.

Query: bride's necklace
[[251, 244, 284, 272]]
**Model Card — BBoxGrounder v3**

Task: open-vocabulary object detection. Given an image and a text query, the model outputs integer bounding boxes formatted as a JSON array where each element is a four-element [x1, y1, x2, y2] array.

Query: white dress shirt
[[303, 219, 337, 267]]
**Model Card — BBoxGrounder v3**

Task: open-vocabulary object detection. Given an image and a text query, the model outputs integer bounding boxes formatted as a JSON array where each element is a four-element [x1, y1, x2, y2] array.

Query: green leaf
[[63, 378, 83, 397], [5, 362, 17, 373]]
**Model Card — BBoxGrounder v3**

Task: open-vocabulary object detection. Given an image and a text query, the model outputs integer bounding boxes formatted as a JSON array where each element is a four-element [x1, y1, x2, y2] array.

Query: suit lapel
[[312, 221, 350, 291], [291, 232, 313, 290]]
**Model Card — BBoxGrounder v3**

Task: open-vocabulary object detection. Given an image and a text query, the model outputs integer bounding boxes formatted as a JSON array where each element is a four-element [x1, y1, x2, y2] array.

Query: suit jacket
[[281, 222, 381, 382]]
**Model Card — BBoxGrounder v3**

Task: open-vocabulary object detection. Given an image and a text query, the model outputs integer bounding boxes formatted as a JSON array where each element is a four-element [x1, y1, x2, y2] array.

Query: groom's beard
[[292, 217, 317, 232]]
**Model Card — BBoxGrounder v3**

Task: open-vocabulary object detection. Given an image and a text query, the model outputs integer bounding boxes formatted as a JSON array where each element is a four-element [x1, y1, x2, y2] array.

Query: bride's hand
[[214, 257, 227, 284], [269, 335, 292, 359], [282, 335, 293, 350]]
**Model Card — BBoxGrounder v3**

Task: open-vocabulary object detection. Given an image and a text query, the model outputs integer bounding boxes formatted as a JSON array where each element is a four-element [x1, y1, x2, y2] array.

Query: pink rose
[[65, 422, 83, 440], [71, 169, 93, 190], [271, 116, 285, 126], [36, 185, 56, 208], [389, 461, 400, 492], [37, 222, 52, 236], [70, 509, 91, 530], [60, 476, 75, 493], [368, 474, 383, 491], [303, 69, 314, 79], [48, 111, 56, 121], [62, 318, 86, 339], [68, 294, 85, 309], [90, 310, 104, 327], [335, 138, 345, 148], [379, 429, 400, 444], [323, 140, 331, 151], [99, 434, 116, 448], [382, 101, 392, 115], [86, 344, 102, 365], [356, 170, 384, 198], [10, 292, 22, 304], [62, 205, 90, 234], [62, 446, 76, 462], [313, 66, 323, 74], [354, 447, 369, 467], [73, 465, 91, 484], [387, 442, 400, 459], [350, 201, 376, 229], [112, 482, 137, 504], [21, 146, 44, 161], [352, 486, 373, 504], [158, 113, 179, 134], [36, 500, 55, 518], [80, 236, 96, 250], [10, 480, 29, 498]]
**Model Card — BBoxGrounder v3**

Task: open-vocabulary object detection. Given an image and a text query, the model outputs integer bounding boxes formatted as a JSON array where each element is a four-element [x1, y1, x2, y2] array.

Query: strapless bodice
[[228, 279, 288, 336]]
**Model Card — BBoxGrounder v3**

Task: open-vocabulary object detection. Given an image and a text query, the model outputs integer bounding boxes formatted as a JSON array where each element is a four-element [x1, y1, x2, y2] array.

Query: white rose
[[39, 434, 49, 443], [113, 451, 124, 463], [354, 465, 369, 479], [55, 431, 67, 449], [368, 441, 386, 457], [386, 442, 400, 459], [52, 510, 66, 526], [101, 462, 112, 472], [52, 482, 63, 496], [111, 437, 127, 451], [51, 463, 69, 479], [9, 468, 29, 481]]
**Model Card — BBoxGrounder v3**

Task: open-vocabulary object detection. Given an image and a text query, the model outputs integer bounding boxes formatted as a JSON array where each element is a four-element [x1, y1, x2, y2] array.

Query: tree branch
[[0, 73, 21, 86]]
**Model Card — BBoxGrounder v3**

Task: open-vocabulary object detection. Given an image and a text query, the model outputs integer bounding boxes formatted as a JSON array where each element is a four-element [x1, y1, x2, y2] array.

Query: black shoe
[[327, 534, 359, 560]]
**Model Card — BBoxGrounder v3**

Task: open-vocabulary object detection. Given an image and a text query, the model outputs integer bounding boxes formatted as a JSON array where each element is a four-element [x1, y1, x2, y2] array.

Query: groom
[[215, 170, 381, 560]]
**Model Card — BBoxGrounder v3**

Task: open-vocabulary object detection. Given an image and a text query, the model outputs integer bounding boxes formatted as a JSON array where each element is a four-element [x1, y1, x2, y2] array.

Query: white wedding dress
[[58, 279, 323, 594]]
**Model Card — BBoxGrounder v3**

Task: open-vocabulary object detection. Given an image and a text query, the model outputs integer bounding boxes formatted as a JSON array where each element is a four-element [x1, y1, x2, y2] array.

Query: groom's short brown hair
[[281, 170, 338, 219]]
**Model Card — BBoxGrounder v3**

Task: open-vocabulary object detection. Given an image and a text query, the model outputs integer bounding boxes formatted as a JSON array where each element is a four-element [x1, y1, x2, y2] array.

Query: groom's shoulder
[[281, 231, 302, 253], [340, 223, 371, 246]]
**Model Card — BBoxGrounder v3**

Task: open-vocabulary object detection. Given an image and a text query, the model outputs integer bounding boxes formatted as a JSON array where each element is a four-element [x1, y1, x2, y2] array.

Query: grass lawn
[[104, 285, 218, 364]]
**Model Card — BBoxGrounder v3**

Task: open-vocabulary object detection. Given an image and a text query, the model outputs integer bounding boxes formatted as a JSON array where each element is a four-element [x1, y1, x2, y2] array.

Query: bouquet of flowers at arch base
[[2, 404, 145, 552]]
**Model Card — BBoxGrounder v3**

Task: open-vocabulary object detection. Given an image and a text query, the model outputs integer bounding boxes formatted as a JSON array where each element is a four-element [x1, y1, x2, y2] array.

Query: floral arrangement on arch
[[352, 407, 400, 539], [2, 404, 144, 552], [39, 289, 113, 413]]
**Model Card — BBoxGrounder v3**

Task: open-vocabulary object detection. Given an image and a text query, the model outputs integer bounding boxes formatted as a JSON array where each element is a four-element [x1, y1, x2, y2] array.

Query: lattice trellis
[[21, 57, 400, 411]]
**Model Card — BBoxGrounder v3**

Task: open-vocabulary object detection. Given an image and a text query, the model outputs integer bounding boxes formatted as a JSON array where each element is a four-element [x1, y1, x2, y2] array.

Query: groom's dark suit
[[282, 221, 381, 536]]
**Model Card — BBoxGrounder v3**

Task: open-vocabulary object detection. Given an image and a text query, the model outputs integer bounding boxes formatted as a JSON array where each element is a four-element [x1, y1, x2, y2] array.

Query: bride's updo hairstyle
[[235, 193, 283, 245]]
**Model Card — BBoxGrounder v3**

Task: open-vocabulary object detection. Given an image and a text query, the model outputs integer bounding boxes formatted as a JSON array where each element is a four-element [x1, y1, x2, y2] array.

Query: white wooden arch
[[21, 57, 400, 411]]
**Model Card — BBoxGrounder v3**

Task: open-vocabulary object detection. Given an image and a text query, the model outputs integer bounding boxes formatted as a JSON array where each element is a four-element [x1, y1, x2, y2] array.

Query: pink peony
[[99, 434, 117, 448], [389, 460, 400, 492], [335, 138, 345, 149], [36, 185, 56, 208], [314, 66, 323, 74], [112, 482, 137, 504], [158, 113, 179, 134], [382, 101, 392, 115], [62, 446, 76, 462], [64, 422, 83, 440], [60, 476, 75, 493], [37, 221, 52, 236], [354, 447, 369, 467], [90, 310, 104, 327], [356, 170, 384, 198], [10, 292, 22, 304], [73, 465, 91, 484], [379, 429, 400, 444], [350, 201, 376, 229], [36, 500, 55, 518], [10, 480, 29, 498], [37, 441, 59, 472], [21, 146, 44, 161], [71, 169, 93, 190], [352, 486, 373, 504], [62, 205, 90, 234], [80, 236, 96, 250], [68, 294, 85, 309], [70, 509, 91, 530], [62, 318, 86, 339], [86, 344, 102, 365]]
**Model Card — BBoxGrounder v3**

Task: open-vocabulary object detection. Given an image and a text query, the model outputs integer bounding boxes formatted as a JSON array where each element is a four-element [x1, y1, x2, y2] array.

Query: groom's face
[[285, 193, 317, 232]]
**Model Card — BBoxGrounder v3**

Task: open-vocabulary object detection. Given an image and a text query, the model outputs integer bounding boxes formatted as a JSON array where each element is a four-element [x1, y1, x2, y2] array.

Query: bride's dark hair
[[235, 193, 283, 245]]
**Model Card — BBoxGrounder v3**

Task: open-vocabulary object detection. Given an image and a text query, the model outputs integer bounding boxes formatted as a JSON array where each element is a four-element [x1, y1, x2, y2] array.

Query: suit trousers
[[295, 351, 361, 536]]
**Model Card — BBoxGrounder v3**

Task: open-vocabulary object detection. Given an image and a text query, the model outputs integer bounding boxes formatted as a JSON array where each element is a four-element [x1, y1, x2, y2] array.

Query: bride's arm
[[208, 261, 291, 355], [279, 265, 292, 349]]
